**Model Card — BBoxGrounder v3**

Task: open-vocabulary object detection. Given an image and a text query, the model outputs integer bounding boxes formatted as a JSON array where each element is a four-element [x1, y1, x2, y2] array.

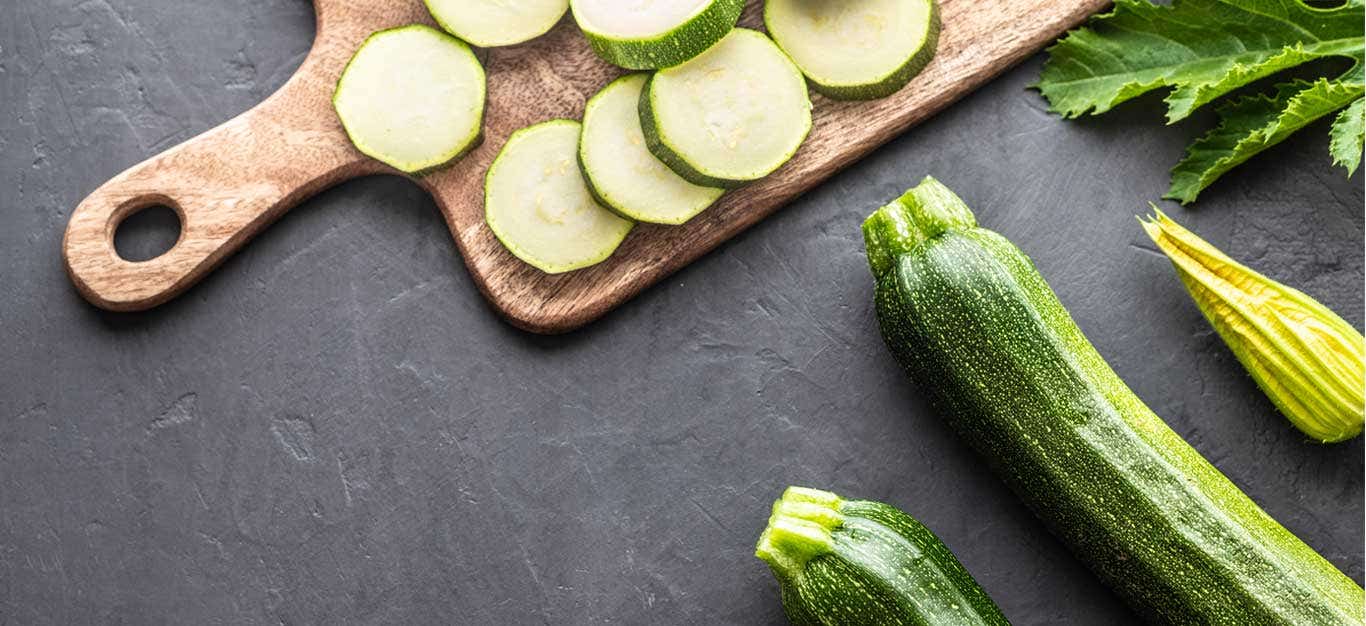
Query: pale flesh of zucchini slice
[[641, 29, 812, 188], [426, 0, 569, 48], [571, 0, 745, 69], [765, 0, 939, 100], [580, 75, 724, 224], [333, 25, 485, 174], [485, 120, 634, 274]]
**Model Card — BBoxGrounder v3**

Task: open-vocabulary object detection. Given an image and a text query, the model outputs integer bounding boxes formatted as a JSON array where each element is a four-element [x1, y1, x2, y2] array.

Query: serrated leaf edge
[[1038, 0, 1363, 122], [1329, 97, 1365, 175], [1167, 78, 1364, 203]]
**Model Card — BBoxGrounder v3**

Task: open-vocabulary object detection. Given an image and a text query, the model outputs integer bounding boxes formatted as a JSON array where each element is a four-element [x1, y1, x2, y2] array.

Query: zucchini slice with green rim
[[571, 0, 744, 69], [425, 0, 569, 48], [641, 29, 813, 188], [765, 0, 939, 100], [485, 120, 634, 274], [580, 74, 724, 224], [333, 25, 485, 174]]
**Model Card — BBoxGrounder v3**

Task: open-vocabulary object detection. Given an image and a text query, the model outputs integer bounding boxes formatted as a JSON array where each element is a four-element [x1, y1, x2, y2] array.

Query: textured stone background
[[1, 1, 1362, 624]]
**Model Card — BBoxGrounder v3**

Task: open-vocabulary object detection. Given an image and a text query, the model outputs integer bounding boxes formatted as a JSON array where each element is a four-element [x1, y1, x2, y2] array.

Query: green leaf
[[1039, 0, 1365, 204], [1167, 79, 1365, 203], [1329, 97, 1364, 175], [1037, 0, 1363, 123]]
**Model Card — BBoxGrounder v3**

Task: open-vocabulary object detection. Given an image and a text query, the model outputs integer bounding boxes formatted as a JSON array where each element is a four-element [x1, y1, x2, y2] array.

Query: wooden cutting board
[[62, 0, 1109, 333]]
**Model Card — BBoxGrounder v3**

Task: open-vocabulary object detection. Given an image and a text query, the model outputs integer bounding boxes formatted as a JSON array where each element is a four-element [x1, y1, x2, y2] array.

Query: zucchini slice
[[580, 74, 724, 224], [571, 0, 744, 69], [333, 25, 485, 174], [485, 120, 634, 274], [765, 0, 939, 100], [425, 0, 569, 48], [641, 29, 813, 188]]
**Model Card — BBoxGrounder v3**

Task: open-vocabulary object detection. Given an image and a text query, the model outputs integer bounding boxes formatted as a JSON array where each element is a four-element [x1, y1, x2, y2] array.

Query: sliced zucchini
[[765, 0, 939, 100], [580, 75, 724, 224], [485, 120, 634, 274], [571, 0, 744, 69], [425, 0, 569, 48], [333, 25, 485, 174], [641, 29, 813, 188]]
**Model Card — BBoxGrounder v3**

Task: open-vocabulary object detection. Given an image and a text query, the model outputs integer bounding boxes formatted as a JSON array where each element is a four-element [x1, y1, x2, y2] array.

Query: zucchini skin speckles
[[864, 177, 1365, 625], [756, 487, 1009, 626]]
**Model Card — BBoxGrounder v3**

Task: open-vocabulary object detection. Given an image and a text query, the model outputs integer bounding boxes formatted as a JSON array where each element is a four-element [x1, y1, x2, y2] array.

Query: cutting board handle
[[61, 56, 374, 312]]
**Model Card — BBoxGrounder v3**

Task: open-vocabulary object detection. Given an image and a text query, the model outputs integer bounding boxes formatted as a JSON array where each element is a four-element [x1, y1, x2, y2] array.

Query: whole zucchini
[[755, 486, 1009, 626], [862, 177, 1364, 624]]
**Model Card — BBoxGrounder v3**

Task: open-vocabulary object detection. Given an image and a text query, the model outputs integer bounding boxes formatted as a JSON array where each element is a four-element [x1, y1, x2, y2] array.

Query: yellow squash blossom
[[1141, 210, 1364, 443]]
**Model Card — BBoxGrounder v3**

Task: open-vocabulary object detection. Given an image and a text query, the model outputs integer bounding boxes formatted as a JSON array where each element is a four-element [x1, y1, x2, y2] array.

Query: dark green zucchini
[[862, 177, 1364, 625], [756, 486, 1009, 626]]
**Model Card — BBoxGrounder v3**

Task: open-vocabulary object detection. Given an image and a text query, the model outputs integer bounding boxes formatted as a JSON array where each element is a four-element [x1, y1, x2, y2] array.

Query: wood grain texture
[[62, 0, 1110, 333]]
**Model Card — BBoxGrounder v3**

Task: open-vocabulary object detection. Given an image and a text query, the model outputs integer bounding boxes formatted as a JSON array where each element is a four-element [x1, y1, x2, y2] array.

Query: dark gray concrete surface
[[2, 1, 1362, 624]]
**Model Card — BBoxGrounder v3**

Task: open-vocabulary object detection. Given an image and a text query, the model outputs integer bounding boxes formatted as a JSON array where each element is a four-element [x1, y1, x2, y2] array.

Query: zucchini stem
[[754, 487, 844, 582], [863, 176, 977, 277]]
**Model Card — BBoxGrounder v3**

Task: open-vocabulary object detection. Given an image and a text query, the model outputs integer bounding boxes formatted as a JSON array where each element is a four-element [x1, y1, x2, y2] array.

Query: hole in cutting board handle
[[113, 204, 182, 262]]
